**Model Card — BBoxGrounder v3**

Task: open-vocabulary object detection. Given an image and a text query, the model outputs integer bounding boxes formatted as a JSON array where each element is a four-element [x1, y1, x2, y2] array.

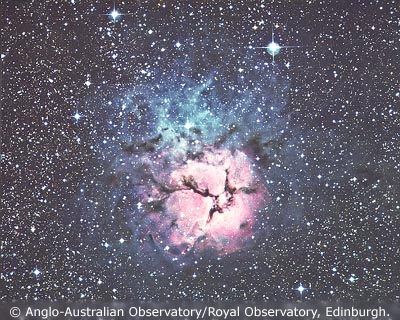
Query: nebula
[[135, 147, 268, 259], [80, 66, 290, 270]]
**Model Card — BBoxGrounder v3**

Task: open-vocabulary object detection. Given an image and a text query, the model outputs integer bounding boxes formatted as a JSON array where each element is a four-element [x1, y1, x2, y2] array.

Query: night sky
[[2, 0, 400, 301]]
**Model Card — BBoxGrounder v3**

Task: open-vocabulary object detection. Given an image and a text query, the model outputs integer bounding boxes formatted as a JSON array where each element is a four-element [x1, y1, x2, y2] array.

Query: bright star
[[72, 111, 82, 121], [110, 10, 120, 20], [184, 121, 193, 130], [250, 24, 304, 62], [297, 284, 306, 294], [33, 268, 41, 276], [267, 41, 281, 56], [100, 4, 131, 23]]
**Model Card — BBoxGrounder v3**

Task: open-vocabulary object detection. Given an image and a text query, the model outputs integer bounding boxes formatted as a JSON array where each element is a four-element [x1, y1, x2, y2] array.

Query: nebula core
[[137, 147, 268, 258]]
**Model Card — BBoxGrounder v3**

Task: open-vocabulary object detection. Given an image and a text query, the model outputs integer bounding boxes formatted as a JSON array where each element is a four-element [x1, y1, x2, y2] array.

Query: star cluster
[[1, 0, 400, 301]]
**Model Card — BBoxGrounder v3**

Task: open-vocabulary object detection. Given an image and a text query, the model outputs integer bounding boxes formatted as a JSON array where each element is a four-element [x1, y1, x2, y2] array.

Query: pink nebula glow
[[138, 148, 269, 257]]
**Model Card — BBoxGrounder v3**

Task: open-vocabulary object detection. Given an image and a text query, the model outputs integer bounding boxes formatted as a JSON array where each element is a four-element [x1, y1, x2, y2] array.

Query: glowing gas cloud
[[136, 147, 268, 258]]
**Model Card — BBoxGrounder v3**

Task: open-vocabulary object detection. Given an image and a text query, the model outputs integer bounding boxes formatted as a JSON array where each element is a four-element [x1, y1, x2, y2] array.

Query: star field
[[1, 0, 400, 302]]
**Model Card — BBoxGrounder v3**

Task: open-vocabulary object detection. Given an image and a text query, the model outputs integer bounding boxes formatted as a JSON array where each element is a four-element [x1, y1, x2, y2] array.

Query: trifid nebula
[[1, 0, 400, 303]]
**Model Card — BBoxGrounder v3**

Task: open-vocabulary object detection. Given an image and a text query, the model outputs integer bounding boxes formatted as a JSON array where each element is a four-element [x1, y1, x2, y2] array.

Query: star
[[33, 268, 41, 276], [184, 121, 193, 130], [99, 4, 131, 23], [267, 41, 281, 56], [106, 3, 135, 23], [297, 284, 306, 294], [110, 10, 120, 21], [72, 111, 82, 121], [250, 24, 304, 62]]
